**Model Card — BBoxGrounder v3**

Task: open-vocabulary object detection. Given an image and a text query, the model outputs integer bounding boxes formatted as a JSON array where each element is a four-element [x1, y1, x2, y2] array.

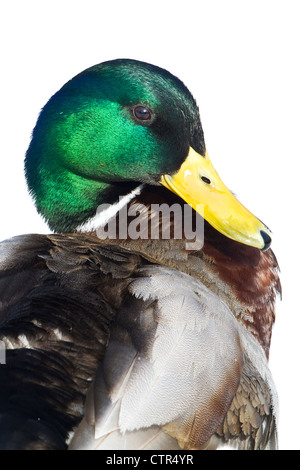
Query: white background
[[1, 0, 299, 450]]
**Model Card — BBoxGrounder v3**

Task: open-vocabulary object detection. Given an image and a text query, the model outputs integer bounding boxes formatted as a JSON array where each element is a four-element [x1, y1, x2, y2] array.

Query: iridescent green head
[[25, 59, 205, 232]]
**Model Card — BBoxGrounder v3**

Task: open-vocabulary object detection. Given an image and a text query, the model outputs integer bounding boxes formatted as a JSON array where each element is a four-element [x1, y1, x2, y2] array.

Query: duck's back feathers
[[0, 234, 278, 450]]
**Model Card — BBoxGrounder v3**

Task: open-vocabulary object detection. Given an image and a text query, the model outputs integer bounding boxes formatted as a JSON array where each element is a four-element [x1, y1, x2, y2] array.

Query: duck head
[[25, 59, 271, 250]]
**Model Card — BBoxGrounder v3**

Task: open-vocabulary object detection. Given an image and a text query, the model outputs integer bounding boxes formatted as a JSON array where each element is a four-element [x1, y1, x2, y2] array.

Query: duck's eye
[[201, 176, 211, 185], [133, 105, 152, 121]]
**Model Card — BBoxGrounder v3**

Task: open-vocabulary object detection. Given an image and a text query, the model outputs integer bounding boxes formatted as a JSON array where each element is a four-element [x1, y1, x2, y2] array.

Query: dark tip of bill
[[260, 230, 272, 251]]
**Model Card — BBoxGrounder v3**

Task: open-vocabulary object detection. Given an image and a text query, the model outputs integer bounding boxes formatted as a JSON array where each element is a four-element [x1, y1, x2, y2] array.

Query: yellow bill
[[160, 147, 271, 250]]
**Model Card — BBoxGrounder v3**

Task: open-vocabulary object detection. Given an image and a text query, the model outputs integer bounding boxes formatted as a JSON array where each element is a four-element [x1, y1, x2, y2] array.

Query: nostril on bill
[[201, 176, 211, 184]]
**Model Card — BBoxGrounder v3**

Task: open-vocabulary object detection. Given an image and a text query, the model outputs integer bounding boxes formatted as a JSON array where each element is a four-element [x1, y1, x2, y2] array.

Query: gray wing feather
[[70, 266, 277, 450]]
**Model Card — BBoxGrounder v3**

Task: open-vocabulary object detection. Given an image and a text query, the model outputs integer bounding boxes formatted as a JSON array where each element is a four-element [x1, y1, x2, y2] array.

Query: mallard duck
[[0, 59, 280, 450]]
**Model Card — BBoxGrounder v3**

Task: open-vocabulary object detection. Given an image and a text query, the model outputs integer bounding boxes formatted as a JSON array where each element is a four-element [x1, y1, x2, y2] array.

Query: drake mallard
[[0, 59, 281, 450]]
